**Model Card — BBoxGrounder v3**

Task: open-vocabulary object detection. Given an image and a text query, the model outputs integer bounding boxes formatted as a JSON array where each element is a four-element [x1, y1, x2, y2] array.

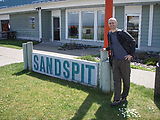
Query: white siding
[[0, 14, 9, 20]]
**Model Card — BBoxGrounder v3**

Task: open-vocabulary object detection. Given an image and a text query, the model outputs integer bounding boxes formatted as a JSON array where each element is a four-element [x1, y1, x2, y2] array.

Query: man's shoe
[[110, 100, 121, 107]]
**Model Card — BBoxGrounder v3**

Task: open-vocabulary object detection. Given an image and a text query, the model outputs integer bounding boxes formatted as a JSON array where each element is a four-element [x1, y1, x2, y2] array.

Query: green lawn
[[0, 63, 160, 120], [130, 64, 156, 72], [0, 39, 39, 49]]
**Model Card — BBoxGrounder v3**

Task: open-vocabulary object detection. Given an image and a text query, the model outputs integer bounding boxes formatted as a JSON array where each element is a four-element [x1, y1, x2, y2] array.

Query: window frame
[[66, 8, 104, 42], [67, 11, 79, 39]]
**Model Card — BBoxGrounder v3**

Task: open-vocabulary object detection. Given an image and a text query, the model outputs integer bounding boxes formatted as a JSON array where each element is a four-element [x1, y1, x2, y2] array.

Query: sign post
[[23, 42, 33, 71]]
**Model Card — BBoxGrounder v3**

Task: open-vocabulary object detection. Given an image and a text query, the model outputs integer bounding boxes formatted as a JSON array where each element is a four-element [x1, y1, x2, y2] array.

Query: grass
[[130, 64, 156, 72], [0, 63, 160, 120], [0, 39, 40, 49]]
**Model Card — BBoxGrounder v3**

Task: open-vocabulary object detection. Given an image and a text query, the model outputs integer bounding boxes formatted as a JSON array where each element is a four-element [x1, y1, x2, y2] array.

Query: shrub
[[77, 55, 99, 62], [59, 43, 99, 50], [143, 57, 158, 66]]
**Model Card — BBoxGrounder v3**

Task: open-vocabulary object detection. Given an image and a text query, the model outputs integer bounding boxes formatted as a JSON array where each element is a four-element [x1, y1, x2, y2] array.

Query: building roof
[[0, 0, 160, 14], [0, 0, 65, 9], [1, 0, 160, 9]]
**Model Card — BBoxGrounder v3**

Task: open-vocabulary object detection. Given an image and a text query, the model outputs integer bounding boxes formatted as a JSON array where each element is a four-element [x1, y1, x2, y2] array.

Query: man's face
[[108, 20, 117, 30]]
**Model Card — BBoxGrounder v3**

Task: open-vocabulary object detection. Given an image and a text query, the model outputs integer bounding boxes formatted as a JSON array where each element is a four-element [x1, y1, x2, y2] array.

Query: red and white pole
[[99, 0, 114, 93], [104, 0, 113, 48]]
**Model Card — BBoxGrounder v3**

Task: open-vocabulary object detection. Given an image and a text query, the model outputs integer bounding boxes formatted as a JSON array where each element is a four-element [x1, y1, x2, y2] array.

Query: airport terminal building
[[0, 0, 160, 51]]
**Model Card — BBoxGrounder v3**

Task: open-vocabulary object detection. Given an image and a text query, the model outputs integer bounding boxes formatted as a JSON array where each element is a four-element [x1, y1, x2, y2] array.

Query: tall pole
[[104, 0, 113, 48], [99, 0, 113, 93], [37, 7, 42, 42]]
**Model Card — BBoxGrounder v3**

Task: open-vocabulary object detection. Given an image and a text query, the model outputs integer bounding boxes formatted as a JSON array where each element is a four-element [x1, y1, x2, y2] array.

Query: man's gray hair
[[108, 18, 117, 23]]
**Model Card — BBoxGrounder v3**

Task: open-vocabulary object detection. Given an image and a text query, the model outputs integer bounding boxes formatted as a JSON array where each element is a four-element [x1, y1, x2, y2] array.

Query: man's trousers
[[112, 59, 131, 101]]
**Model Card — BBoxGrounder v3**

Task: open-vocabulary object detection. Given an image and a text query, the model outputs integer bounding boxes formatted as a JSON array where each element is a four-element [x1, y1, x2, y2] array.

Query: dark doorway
[[1, 20, 10, 32], [127, 15, 140, 48], [53, 17, 60, 41]]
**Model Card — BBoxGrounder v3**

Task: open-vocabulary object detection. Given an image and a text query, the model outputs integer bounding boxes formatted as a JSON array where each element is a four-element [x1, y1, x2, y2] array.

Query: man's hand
[[125, 55, 133, 61], [102, 48, 106, 51], [101, 47, 111, 51]]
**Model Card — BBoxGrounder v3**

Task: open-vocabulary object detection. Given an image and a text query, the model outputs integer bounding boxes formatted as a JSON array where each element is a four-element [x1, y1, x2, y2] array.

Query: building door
[[125, 14, 141, 48], [53, 17, 60, 41], [1, 20, 10, 32]]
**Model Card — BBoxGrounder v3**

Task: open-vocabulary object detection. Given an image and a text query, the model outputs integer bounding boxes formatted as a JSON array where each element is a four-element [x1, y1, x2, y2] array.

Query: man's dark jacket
[[107, 29, 136, 64]]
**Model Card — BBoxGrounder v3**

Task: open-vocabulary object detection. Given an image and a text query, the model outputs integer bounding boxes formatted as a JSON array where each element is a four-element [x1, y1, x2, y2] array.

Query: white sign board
[[32, 53, 98, 86]]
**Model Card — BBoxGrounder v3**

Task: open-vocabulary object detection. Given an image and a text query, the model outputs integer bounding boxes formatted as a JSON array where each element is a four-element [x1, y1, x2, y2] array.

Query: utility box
[[154, 61, 160, 98]]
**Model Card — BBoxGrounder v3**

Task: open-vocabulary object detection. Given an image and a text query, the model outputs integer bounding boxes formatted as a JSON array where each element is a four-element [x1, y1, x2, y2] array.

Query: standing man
[[106, 18, 136, 106]]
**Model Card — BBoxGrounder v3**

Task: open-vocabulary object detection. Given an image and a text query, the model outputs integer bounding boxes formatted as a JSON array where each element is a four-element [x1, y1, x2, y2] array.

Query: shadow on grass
[[14, 71, 127, 120], [154, 95, 160, 111], [13, 70, 29, 76], [71, 94, 128, 120]]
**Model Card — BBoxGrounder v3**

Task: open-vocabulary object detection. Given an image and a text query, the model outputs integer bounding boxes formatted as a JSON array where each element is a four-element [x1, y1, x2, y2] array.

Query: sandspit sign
[[32, 53, 98, 86]]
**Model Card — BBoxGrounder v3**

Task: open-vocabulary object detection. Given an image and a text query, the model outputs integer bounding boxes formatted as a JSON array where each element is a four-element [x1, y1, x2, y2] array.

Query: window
[[29, 17, 35, 29], [68, 12, 79, 39], [82, 11, 94, 40], [97, 11, 104, 41], [127, 15, 140, 48], [66, 9, 105, 41]]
